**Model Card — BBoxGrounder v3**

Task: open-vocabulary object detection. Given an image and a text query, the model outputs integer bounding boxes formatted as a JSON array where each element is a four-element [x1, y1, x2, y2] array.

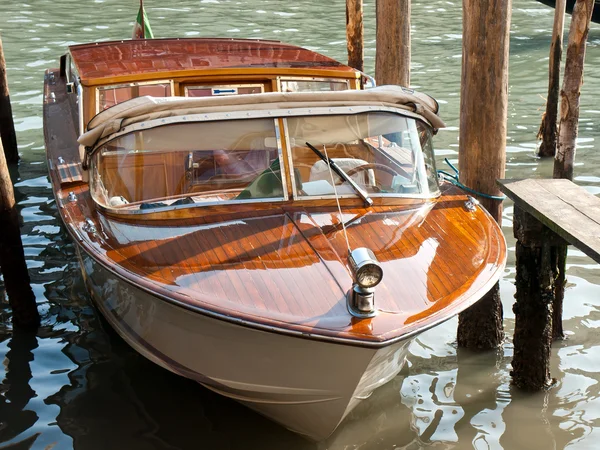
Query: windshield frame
[[89, 106, 439, 215], [282, 110, 440, 202]]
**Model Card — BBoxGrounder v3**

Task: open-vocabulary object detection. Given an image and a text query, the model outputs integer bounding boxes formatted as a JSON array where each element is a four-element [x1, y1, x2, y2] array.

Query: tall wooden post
[[0, 139, 39, 328], [555, 0, 594, 180], [550, 0, 594, 340], [346, 0, 364, 72], [537, 0, 567, 157], [0, 36, 19, 164], [376, 0, 411, 87], [456, 0, 512, 349]]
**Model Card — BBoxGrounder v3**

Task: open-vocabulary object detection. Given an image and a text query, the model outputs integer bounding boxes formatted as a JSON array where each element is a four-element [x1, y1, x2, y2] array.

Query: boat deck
[[70, 38, 358, 85]]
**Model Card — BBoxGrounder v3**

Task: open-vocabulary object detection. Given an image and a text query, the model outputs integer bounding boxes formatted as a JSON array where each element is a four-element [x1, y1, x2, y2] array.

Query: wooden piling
[[511, 207, 557, 390], [456, 0, 512, 349], [346, 0, 364, 72], [0, 139, 39, 328], [554, 0, 594, 180], [375, 0, 411, 87], [499, 177, 600, 387], [537, 0, 566, 157], [0, 36, 19, 164], [550, 0, 594, 340]]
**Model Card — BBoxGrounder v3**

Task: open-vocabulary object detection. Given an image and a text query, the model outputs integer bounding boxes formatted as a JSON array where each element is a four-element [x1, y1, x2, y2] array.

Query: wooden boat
[[43, 38, 506, 440], [535, 0, 600, 23]]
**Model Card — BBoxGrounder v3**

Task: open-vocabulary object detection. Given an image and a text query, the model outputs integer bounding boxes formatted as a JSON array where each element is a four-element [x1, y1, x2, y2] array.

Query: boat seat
[[309, 158, 375, 186], [109, 196, 129, 207]]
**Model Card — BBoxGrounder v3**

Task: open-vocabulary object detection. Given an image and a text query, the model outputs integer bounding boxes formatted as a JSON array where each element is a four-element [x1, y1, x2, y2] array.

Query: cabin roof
[[79, 85, 445, 150], [69, 38, 358, 84]]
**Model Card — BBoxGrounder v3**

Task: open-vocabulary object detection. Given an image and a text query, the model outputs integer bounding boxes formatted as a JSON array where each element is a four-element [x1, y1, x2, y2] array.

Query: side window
[[281, 79, 349, 93], [97, 82, 172, 111]]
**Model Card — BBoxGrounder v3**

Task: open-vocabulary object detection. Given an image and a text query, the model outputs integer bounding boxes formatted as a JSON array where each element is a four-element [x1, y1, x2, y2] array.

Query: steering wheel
[[344, 163, 410, 182]]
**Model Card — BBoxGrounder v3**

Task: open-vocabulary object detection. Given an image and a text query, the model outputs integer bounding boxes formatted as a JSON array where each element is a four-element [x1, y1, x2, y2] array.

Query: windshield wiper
[[305, 142, 373, 207]]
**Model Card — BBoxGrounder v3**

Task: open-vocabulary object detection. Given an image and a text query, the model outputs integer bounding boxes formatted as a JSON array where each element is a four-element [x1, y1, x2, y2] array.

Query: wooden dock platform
[[499, 178, 600, 262], [498, 178, 600, 390]]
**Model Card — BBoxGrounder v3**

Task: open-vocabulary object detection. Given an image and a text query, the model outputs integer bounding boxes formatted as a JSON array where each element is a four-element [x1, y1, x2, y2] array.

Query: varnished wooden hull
[[43, 39, 507, 440], [79, 247, 411, 439]]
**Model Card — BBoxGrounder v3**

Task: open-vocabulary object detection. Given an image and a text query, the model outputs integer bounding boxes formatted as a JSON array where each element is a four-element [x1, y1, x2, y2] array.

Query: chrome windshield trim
[[273, 119, 289, 202], [97, 196, 288, 216], [294, 191, 440, 201], [282, 118, 298, 199]]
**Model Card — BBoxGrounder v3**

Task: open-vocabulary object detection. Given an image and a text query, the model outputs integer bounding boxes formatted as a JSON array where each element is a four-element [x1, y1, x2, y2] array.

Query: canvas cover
[[79, 85, 446, 151]]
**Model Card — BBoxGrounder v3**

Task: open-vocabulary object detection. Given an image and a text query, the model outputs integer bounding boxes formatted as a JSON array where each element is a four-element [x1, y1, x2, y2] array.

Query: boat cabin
[[64, 38, 365, 129], [52, 38, 444, 216]]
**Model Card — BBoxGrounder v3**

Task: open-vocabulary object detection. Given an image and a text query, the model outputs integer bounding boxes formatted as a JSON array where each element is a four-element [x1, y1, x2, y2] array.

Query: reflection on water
[[1, 0, 600, 448]]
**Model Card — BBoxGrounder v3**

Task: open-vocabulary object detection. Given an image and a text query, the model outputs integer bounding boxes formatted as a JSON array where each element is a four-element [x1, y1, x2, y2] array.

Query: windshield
[[286, 112, 439, 198], [90, 117, 285, 210], [89, 110, 439, 211]]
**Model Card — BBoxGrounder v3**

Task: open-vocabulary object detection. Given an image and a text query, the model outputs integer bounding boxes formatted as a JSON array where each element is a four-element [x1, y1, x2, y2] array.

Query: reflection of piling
[[1, 329, 39, 438], [456, 0, 512, 349], [0, 36, 18, 164], [346, 0, 364, 72], [376, 0, 411, 87], [0, 139, 39, 328]]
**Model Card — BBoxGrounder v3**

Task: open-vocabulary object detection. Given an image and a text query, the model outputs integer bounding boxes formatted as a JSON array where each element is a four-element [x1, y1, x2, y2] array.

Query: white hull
[[78, 249, 412, 440]]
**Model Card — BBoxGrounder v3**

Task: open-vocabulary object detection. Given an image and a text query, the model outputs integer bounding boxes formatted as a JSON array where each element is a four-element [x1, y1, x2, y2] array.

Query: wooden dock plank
[[498, 178, 600, 263]]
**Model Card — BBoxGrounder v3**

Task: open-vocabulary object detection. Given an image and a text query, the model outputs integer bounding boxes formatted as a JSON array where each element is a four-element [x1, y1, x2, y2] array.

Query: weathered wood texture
[[499, 178, 600, 262], [375, 0, 411, 87], [538, 0, 566, 157], [511, 206, 555, 390], [0, 140, 39, 328], [551, 243, 567, 339], [0, 36, 18, 163], [457, 0, 512, 349], [554, 0, 594, 180], [346, 0, 364, 72]]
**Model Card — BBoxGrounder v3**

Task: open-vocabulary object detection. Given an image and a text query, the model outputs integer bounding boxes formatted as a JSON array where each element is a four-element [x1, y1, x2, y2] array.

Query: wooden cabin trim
[[78, 68, 361, 87]]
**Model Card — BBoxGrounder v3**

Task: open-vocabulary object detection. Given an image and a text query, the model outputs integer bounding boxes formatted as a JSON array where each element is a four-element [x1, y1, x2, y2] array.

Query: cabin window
[[280, 79, 349, 93], [185, 84, 264, 97], [286, 112, 439, 199], [97, 81, 172, 111], [90, 118, 285, 210]]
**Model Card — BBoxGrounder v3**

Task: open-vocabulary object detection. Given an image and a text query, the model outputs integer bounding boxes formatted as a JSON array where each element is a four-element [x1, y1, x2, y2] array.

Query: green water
[[1, 0, 600, 448]]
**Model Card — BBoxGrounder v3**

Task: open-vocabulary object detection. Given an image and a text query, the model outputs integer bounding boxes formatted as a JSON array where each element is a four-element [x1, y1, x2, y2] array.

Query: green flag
[[132, 0, 153, 39]]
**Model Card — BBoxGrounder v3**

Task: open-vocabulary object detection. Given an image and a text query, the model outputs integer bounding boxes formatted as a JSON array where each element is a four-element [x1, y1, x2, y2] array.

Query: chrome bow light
[[347, 247, 383, 318]]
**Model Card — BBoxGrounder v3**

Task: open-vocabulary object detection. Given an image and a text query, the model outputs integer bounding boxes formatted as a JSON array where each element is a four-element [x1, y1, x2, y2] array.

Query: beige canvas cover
[[79, 85, 446, 150]]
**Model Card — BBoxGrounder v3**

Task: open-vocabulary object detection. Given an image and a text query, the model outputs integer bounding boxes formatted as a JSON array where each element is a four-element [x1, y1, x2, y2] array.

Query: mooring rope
[[438, 158, 506, 201]]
